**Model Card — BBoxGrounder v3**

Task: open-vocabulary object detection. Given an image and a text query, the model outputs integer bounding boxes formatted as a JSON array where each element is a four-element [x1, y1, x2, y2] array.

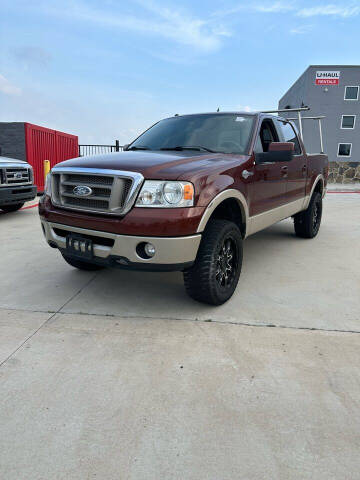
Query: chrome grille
[[4, 167, 31, 185], [51, 167, 144, 215]]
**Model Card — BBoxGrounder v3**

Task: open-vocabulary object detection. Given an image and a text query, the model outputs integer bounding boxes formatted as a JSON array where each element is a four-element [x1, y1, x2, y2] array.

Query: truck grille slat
[[66, 174, 113, 185], [51, 168, 144, 215], [63, 197, 109, 210], [62, 192, 111, 202], [62, 184, 112, 198], [62, 181, 112, 191]]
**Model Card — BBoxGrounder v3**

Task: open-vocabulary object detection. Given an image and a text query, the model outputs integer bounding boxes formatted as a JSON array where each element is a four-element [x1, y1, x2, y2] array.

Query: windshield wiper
[[160, 145, 218, 153], [127, 145, 150, 151]]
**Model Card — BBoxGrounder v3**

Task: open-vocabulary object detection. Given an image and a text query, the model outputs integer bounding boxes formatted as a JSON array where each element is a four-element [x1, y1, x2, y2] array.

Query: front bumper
[[0, 185, 37, 206], [41, 220, 202, 272]]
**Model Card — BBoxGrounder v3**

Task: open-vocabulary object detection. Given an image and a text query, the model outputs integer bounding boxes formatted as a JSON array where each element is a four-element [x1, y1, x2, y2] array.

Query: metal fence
[[78, 140, 123, 157]]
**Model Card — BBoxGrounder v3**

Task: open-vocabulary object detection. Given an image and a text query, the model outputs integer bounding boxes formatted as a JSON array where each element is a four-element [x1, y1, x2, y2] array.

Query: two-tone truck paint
[[39, 112, 328, 305]]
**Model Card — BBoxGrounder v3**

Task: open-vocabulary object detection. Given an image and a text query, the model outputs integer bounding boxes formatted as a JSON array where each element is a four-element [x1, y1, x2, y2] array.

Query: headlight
[[28, 166, 34, 182], [136, 180, 194, 208], [44, 172, 52, 196]]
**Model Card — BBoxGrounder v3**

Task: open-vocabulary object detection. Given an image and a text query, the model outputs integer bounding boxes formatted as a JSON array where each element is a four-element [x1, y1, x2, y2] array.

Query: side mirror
[[255, 142, 294, 164], [269, 142, 294, 152], [123, 144, 129, 151]]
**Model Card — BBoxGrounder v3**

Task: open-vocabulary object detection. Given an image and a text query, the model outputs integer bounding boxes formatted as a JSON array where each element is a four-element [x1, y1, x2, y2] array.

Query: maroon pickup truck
[[39, 112, 328, 305]]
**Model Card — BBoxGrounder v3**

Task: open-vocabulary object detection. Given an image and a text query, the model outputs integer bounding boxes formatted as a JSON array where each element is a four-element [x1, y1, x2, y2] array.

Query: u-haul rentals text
[[315, 71, 340, 85]]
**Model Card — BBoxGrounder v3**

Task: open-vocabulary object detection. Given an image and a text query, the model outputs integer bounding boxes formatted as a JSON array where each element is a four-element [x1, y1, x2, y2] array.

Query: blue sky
[[1, 0, 359, 144]]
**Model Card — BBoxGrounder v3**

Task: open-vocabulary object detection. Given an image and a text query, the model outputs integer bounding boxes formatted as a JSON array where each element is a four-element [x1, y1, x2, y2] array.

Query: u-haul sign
[[315, 71, 340, 85]]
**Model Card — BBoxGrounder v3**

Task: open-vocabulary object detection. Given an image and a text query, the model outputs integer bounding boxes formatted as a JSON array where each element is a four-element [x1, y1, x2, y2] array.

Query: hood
[[0, 156, 28, 165], [53, 150, 250, 181]]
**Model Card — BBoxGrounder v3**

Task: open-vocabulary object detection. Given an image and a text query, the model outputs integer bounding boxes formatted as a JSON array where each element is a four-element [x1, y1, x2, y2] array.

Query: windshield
[[129, 114, 255, 154]]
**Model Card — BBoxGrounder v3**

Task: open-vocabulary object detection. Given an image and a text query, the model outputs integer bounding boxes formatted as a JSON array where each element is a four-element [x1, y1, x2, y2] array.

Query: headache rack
[[261, 107, 326, 154]]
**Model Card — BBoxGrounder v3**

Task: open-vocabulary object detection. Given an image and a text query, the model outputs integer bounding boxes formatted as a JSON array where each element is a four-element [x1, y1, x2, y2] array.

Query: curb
[[20, 203, 39, 210], [327, 191, 360, 194]]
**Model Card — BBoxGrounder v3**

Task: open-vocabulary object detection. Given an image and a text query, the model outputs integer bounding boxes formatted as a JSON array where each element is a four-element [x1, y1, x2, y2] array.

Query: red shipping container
[[25, 123, 78, 191]]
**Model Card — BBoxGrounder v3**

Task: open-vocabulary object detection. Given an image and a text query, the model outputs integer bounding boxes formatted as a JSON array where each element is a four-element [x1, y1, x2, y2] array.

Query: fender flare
[[196, 189, 249, 236], [303, 174, 325, 209]]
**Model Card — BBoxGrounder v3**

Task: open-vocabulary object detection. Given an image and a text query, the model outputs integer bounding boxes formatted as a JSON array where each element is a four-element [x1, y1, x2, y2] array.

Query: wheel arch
[[304, 174, 325, 209], [196, 189, 249, 238]]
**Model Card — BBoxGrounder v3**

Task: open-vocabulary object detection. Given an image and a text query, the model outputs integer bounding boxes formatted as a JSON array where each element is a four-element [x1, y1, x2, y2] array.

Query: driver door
[[248, 119, 288, 217]]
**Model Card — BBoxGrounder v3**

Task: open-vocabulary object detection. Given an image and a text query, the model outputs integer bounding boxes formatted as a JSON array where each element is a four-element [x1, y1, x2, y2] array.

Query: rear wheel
[[294, 191, 322, 238], [61, 253, 105, 271], [1, 203, 24, 213], [183, 219, 243, 305]]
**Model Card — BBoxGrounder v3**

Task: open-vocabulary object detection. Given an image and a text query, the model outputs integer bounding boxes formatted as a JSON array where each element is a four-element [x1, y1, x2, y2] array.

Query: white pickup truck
[[0, 156, 37, 212]]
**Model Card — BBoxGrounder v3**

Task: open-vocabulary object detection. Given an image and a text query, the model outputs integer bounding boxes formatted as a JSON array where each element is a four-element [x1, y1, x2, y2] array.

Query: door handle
[[280, 166, 288, 178]]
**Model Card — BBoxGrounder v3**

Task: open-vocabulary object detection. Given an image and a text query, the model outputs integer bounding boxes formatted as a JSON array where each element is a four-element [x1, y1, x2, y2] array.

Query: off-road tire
[[294, 191, 322, 238], [1, 203, 24, 213], [183, 219, 243, 305], [61, 254, 105, 271]]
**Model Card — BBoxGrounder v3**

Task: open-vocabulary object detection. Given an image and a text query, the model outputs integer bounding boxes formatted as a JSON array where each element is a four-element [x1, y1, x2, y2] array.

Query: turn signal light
[[183, 184, 194, 201]]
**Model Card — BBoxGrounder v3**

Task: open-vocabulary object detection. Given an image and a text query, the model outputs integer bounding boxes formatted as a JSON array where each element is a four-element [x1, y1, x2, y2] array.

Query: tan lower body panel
[[247, 197, 309, 237], [41, 220, 201, 265]]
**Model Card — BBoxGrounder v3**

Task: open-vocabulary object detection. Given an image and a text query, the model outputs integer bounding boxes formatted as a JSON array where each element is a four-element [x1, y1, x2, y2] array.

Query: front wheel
[[183, 219, 243, 305], [1, 203, 24, 213], [293, 191, 322, 238]]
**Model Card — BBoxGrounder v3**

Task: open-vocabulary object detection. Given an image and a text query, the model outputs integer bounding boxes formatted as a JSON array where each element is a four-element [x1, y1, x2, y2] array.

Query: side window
[[277, 120, 302, 155], [258, 120, 279, 152]]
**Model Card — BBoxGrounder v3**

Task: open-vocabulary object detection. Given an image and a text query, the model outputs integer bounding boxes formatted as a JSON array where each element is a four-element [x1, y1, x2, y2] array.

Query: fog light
[[136, 242, 156, 259], [144, 243, 156, 258]]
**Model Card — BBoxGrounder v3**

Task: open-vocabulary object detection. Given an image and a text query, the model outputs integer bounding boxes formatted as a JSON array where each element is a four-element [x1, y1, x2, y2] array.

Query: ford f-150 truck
[[39, 111, 328, 305], [0, 156, 37, 212]]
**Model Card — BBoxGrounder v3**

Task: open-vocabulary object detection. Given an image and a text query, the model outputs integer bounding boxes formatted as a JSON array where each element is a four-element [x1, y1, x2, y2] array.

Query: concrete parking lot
[[1, 193, 360, 479]]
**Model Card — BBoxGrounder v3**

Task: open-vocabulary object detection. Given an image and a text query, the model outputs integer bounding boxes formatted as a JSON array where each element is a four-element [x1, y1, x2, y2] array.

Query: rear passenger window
[[277, 121, 302, 155]]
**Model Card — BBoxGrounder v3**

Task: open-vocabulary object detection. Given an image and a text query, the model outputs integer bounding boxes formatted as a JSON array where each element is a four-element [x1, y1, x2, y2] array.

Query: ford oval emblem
[[73, 185, 93, 197], [14, 172, 23, 179]]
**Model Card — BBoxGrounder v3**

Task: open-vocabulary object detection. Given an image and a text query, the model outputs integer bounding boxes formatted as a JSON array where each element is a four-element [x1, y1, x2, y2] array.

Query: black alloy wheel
[[216, 237, 238, 290], [294, 191, 323, 238], [184, 219, 243, 305]]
